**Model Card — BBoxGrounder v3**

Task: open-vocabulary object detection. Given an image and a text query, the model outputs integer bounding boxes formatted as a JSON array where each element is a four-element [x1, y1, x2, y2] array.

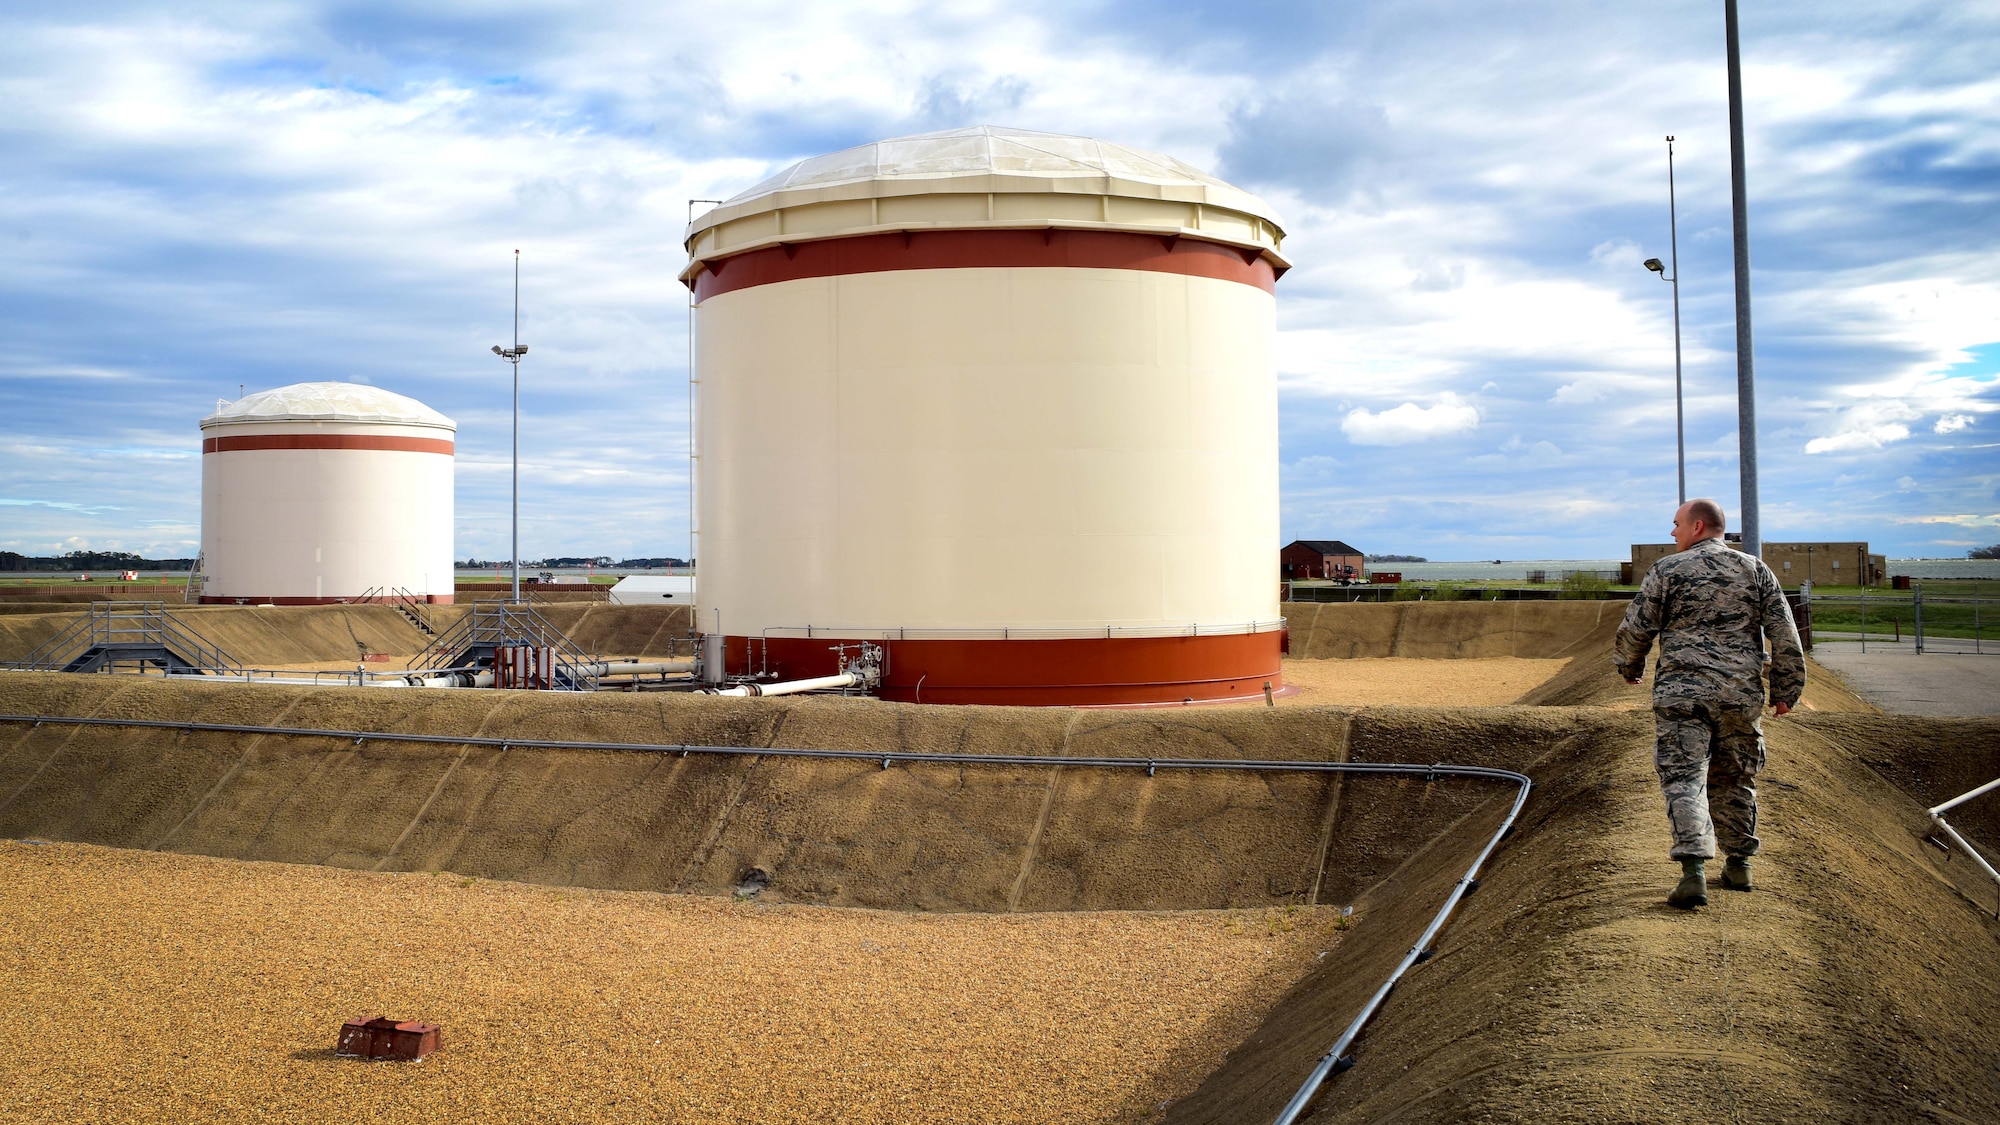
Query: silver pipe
[[1932, 776, 2000, 817], [705, 671, 858, 698], [581, 660, 695, 677], [1272, 765, 1533, 1125]]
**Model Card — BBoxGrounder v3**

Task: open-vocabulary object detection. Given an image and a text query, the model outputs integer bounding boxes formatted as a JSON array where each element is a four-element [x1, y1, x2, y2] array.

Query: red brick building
[[1281, 539, 1364, 581]]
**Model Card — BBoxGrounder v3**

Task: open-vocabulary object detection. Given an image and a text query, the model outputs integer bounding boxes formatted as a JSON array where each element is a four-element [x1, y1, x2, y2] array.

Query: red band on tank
[[202, 435, 454, 455], [720, 631, 1283, 707], [689, 228, 1280, 301]]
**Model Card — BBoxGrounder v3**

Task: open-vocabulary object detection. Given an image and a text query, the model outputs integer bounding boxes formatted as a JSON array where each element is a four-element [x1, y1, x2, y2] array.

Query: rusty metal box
[[336, 1015, 442, 1061]]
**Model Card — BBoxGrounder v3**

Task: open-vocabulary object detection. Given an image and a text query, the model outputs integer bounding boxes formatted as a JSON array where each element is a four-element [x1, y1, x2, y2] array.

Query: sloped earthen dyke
[[4, 600, 1998, 1123], [0, 674, 1561, 914]]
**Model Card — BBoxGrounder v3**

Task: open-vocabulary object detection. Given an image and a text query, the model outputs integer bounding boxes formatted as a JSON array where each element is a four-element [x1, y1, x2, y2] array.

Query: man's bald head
[[1685, 499, 1725, 532], [1672, 499, 1727, 552]]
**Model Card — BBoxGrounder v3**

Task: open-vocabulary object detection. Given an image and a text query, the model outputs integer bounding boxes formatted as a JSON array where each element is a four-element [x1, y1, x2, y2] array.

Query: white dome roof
[[686, 126, 1285, 260], [726, 126, 1269, 210], [200, 381, 455, 431]]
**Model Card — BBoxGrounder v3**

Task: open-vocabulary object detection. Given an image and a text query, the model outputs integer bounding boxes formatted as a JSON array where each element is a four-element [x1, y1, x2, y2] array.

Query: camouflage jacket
[[1614, 536, 1807, 709]]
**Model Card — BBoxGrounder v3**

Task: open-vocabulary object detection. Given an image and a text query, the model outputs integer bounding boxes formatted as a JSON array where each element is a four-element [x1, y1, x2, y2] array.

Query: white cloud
[[1551, 381, 1607, 404], [1341, 392, 1480, 446], [1804, 424, 1911, 454], [1936, 413, 1975, 433]]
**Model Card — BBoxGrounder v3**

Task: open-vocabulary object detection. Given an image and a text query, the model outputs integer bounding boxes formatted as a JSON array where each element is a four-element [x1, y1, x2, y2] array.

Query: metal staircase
[[6, 602, 244, 676], [360, 586, 438, 637], [408, 601, 598, 690]]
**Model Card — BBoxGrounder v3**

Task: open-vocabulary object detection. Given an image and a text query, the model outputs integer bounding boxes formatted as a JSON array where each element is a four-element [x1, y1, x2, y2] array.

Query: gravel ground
[[0, 840, 1345, 1125]]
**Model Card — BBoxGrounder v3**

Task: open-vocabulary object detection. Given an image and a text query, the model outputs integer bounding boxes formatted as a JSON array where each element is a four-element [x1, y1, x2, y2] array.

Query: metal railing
[[410, 601, 599, 689], [1807, 584, 1991, 654], [358, 585, 438, 636], [1928, 778, 2000, 916], [4, 602, 243, 676]]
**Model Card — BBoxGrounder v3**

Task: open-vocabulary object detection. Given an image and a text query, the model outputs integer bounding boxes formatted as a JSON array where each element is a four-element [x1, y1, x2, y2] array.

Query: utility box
[[336, 1016, 441, 1061]]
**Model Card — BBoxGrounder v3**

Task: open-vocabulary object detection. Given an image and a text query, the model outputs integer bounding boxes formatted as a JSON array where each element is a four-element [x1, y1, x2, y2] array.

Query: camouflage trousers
[[1654, 698, 1765, 860]]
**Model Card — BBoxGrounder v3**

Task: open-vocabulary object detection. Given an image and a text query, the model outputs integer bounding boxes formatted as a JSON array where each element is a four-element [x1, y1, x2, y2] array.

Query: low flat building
[[1629, 540, 1886, 587], [1282, 539, 1364, 581]]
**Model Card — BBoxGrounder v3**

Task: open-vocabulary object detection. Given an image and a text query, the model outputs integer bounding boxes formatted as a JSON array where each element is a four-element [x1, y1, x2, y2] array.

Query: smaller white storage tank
[[199, 382, 456, 604]]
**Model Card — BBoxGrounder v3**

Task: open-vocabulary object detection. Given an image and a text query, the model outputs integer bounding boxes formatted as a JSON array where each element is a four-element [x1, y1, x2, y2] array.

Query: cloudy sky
[[2, 0, 1995, 563]]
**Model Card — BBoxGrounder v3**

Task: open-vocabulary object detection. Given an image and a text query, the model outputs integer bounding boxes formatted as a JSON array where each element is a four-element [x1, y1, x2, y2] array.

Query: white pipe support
[[1931, 813, 2000, 904]]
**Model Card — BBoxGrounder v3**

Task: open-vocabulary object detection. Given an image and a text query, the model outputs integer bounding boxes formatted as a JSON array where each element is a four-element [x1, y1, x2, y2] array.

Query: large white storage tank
[[683, 126, 1289, 705], [199, 382, 456, 604]]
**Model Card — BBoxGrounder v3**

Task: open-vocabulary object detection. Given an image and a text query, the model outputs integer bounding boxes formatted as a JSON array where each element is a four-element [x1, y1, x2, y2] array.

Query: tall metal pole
[[1667, 136, 1685, 505], [1725, 0, 1761, 555], [511, 249, 521, 604]]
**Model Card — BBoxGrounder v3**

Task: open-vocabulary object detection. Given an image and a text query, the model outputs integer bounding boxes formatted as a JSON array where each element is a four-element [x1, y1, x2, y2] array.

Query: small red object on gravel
[[336, 1015, 441, 1061]]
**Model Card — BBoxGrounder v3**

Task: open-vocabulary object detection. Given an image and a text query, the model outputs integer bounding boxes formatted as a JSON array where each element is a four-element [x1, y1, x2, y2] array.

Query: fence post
[[1913, 583, 1925, 655]]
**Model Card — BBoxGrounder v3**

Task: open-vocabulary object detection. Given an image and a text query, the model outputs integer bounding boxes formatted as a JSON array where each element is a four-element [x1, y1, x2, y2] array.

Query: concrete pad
[[1810, 641, 2000, 716]]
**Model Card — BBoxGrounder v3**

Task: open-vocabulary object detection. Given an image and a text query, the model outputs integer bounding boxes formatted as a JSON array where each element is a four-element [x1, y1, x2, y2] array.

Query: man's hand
[[1625, 678, 1643, 685], [1773, 701, 1792, 716]]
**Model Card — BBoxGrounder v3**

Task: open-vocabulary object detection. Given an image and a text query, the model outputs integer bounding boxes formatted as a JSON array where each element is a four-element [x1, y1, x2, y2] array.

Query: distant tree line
[[0, 550, 194, 572], [1972, 545, 2000, 560], [1365, 553, 1429, 563]]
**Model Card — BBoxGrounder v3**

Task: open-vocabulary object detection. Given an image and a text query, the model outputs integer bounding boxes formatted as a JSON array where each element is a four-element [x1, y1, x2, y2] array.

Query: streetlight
[[1644, 136, 1686, 505], [491, 249, 529, 604]]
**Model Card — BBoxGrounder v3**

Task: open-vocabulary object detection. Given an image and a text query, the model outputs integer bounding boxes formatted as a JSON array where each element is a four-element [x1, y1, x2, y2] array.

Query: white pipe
[[582, 660, 695, 677], [706, 671, 860, 697], [1931, 776, 2000, 817], [1932, 814, 2000, 893]]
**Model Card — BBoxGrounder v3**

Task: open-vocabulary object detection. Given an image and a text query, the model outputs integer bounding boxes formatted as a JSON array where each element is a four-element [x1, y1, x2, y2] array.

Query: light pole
[[1725, 0, 1762, 556], [491, 249, 529, 604], [1644, 137, 1686, 505]]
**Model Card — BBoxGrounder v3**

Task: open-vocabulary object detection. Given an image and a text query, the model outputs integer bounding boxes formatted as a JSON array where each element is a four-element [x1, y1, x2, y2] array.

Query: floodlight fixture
[[490, 249, 527, 602], [1644, 137, 1687, 505]]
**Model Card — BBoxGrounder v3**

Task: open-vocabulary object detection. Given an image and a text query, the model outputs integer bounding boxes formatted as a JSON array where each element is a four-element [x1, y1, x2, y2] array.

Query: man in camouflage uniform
[[1615, 498, 1806, 908]]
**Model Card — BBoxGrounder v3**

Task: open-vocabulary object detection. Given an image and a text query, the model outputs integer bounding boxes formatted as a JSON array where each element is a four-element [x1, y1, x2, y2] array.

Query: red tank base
[[724, 631, 1283, 707]]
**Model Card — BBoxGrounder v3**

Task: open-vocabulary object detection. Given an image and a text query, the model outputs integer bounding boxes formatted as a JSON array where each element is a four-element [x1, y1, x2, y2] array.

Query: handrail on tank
[[0, 708, 1529, 1118]]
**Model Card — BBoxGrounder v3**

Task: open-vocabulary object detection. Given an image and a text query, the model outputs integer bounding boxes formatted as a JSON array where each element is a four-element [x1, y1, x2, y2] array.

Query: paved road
[[1811, 640, 2000, 716]]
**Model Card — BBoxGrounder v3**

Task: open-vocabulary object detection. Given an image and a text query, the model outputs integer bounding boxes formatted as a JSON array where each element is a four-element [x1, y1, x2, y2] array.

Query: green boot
[[1668, 858, 1708, 908], [1722, 855, 1753, 892]]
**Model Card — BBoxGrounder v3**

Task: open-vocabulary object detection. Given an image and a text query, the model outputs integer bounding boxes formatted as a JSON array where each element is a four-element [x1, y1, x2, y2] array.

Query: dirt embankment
[[0, 604, 432, 667], [1169, 710, 2000, 1125], [0, 603, 696, 668], [1281, 601, 1624, 661], [0, 673, 1575, 915], [1510, 607, 1878, 715]]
